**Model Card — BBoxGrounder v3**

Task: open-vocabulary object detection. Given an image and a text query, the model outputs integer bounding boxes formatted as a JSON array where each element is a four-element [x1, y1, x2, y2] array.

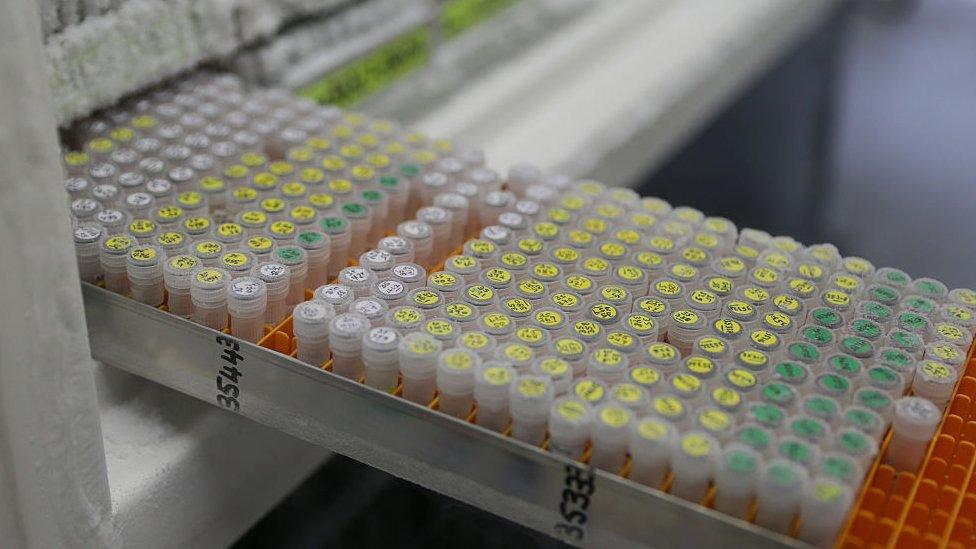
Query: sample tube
[[253, 262, 291, 324], [670, 432, 719, 503], [713, 443, 762, 519], [73, 225, 104, 283], [586, 348, 629, 385], [126, 245, 165, 306], [912, 359, 959, 409], [530, 356, 573, 396], [163, 254, 200, 317], [548, 397, 592, 460], [474, 361, 516, 432], [319, 216, 351, 279], [362, 327, 401, 392], [590, 403, 634, 472], [297, 230, 331, 288], [754, 459, 809, 534], [218, 250, 255, 279], [100, 234, 135, 294], [191, 268, 231, 330], [886, 396, 941, 472], [378, 236, 415, 265], [227, 277, 268, 343], [192, 240, 223, 267], [398, 220, 434, 268], [275, 246, 308, 307], [797, 479, 853, 546], [329, 312, 371, 380], [399, 332, 443, 404], [314, 283, 355, 315], [293, 300, 336, 367], [626, 416, 673, 488], [437, 348, 481, 419], [510, 375, 554, 446]]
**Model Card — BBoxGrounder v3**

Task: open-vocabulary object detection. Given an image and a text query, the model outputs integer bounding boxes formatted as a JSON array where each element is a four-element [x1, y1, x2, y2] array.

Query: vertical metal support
[[0, 1, 113, 547]]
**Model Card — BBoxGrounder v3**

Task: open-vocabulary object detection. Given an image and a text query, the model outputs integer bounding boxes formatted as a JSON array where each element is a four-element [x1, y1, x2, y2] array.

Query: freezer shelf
[[83, 283, 797, 548]]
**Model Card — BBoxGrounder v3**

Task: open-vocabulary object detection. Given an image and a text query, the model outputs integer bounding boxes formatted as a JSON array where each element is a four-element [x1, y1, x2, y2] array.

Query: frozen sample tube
[[399, 332, 443, 404], [713, 443, 762, 519], [215, 223, 245, 247], [398, 220, 434, 268], [590, 403, 634, 472], [379, 175, 409, 225], [417, 206, 452, 261], [437, 348, 481, 419], [530, 356, 573, 396], [833, 427, 878, 470], [510, 375, 554, 446], [886, 396, 941, 472], [253, 262, 290, 324], [797, 478, 853, 546], [754, 459, 809, 534], [386, 305, 425, 334], [407, 287, 444, 318], [352, 297, 389, 328], [72, 198, 101, 223], [546, 398, 593, 464], [733, 423, 774, 457], [670, 432, 719, 503], [390, 263, 426, 292], [244, 235, 275, 263], [192, 240, 223, 267], [429, 271, 462, 302], [912, 359, 959, 409], [219, 250, 255, 280], [126, 245, 165, 306], [586, 348, 629, 385], [628, 417, 674, 489], [360, 249, 395, 281], [643, 342, 682, 375], [378, 236, 415, 265], [373, 279, 407, 310], [362, 327, 401, 392], [163, 254, 200, 317], [480, 311, 516, 343], [609, 382, 650, 416], [314, 283, 355, 315], [361, 190, 389, 242], [329, 312, 371, 380], [667, 309, 706, 356], [444, 254, 481, 283], [571, 377, 608, 408], [800, 394, 841, 427], [74, 225, 104, 283], [191, 268, 231, 331], [297, 230, 331, 289], [864, 366, 905, 399], [274, 246, 308, 307], [474, 361, 516, 432], [457, 331, 498, 362], [293, 300, 336, 367], [925, 341, 966, 371], [227, 277, 268, 343], [319, 216, 351, 279]]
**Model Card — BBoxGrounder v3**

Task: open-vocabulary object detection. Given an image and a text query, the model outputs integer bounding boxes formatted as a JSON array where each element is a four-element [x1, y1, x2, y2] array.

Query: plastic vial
[[378, 235, 415, 265], [626, 416, 673, 488], [585, 403, 632, 472], [797, 478, 853, 546], [510, 375, 554, 446], [227, 277, 268, 343], [252, 262, 290, 324], [886, 396, 941, 472], [362, 327, 401, 392], [670, 431, 719, 503], [436, 348, 481, 419], [275, 246, 308, 306], [217, 250, 256, 278], [352, 297, 389, 328], [297, 230, 331, 289], [390, 263, 426, 292], [399, 332, 443, 405], [191, 268, 231, 331], [293, 300, 336, 367], [548, 397, 592, 459], [329, 312, 371, 380], [912, 359, 959, 409], [474, 361, 516, 432], [314, 283, 355, 315], [360, 249, 395, 281], [530, 356, 573, 396], [754, 459, 809, 534], [163, 254, 200, 317], [126, 245, 165, 306], [338, 266, 376, 300], [319, 216, 351, 279], [586, 348, 629, 385], [713, 443, 762, 519], [74, 225, 104, 283], [398, 220, 434, 268]]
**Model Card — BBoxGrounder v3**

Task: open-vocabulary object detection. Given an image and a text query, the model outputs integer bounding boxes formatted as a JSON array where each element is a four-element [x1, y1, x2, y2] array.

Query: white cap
[[227, 276, 267, 316], [892, 396, 941, 441], [292, 300, 336, 339], [328, 312, 370, 353]]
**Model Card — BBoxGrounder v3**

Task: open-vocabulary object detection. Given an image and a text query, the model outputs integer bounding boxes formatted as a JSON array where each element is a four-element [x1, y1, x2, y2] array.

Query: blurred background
[[220, 0, 974, 546]]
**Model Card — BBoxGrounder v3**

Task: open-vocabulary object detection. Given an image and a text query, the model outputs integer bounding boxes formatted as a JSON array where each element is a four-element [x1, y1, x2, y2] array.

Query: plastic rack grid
[[120, 225, 976, 547]]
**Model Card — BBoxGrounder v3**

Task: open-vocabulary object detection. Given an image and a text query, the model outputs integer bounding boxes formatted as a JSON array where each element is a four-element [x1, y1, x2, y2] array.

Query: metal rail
[[83, 283, 799, 548]]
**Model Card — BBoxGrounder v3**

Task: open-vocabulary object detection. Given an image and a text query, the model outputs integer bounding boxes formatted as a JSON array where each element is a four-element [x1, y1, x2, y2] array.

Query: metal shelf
[[83, 283, 799, 547]]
